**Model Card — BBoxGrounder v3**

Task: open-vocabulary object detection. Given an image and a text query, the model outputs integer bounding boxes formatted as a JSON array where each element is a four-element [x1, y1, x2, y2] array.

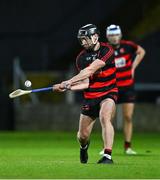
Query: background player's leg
[[98, 98, 116, 164], [122, 103, 137, 154]]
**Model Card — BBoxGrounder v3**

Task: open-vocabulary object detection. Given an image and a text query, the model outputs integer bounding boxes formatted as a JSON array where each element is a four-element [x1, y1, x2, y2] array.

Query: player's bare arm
[[53, 78, 89, 92], [70, 59, 105, 82], [70, 78, 89, 91], [132, 45, 145, 72], [60, 59, 105, 88]]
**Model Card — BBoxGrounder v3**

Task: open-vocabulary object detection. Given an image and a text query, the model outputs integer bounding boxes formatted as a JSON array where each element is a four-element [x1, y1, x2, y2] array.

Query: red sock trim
[[124, 141, 131, 149], [104, 148, 112, 155]]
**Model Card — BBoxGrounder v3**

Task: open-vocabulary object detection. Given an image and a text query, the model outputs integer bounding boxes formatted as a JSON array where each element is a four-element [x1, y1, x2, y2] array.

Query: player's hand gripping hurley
[[9, 87, 53, 98]]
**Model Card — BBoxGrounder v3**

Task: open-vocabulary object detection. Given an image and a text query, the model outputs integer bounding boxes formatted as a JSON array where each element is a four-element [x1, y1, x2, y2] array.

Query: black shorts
[[117, 86, 136, 104], [81, 92, 118, 119]]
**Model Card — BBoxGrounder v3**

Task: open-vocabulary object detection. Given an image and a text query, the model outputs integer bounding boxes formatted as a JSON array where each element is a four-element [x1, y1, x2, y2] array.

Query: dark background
[[0, 0, 160, 130]]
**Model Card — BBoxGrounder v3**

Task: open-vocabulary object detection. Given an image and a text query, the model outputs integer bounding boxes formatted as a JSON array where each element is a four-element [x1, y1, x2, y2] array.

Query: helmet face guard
[[78, 36, 92, 46], [77, 29, 88, 37], [77, 24, 100, 49]]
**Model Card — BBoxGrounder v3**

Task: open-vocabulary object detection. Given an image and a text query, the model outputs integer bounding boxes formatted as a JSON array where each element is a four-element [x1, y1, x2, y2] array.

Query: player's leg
[[77, 114, 95, 163], [122, 103, 137, 154], [99, 106, 116, 155], [97, 98, 116, 164]]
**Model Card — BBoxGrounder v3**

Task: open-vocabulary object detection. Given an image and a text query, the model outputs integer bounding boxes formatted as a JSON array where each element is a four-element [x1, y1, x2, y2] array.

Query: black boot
[[97, 156, 113, 164], [80, 142, 90, 163]]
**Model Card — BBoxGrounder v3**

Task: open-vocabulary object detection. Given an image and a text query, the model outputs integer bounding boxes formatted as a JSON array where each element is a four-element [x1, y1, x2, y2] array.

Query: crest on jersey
[[115, 57, 126, 68], [120, 48, 125, 53]]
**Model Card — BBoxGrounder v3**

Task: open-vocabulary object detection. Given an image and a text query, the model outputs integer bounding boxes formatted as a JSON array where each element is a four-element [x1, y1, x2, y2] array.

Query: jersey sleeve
[[98, 45, 114, 64]]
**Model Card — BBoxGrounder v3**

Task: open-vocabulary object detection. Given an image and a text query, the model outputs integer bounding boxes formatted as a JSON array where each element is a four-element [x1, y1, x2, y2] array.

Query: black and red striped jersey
[[114, 40, 138, 89], [76, 42, 118, 99]]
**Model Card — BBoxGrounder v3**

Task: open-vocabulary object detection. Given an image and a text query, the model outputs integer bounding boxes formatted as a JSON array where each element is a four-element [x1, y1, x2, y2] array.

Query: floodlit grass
[[0, 131, 159, 178]]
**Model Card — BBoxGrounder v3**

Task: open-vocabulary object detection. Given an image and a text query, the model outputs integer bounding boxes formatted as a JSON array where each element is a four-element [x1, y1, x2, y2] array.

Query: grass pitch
[[0, 131, 159, 179]]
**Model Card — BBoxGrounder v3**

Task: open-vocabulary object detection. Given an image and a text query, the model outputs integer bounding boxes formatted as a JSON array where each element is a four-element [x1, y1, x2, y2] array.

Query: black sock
[[80, 141, 89, 149]]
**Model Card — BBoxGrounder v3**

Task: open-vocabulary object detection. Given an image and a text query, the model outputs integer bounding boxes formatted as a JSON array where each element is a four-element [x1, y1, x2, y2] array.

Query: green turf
[[0, 131, 159, 179]]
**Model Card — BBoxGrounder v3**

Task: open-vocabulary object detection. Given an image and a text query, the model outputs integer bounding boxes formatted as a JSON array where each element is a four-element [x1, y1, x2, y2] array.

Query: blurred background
[[1, 0, 160, 131]]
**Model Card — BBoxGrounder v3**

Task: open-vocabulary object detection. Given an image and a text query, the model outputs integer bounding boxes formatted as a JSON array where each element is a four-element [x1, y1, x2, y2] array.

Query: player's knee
[[124, 113, 132, 122], [77, 130, 89, 140]]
